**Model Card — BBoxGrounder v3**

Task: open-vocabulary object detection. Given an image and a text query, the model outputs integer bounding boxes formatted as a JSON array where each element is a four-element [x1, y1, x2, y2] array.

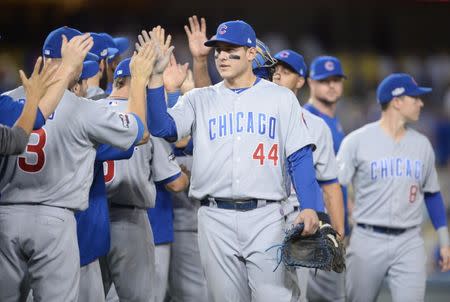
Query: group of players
[[0, 15, 449, 302]]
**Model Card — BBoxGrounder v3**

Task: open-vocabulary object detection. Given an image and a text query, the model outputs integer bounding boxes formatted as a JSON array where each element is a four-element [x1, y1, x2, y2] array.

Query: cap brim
[[275, 58, 303, 76], [204, 37, 245, 47], [85, 52, 99, 62], [310, 72, 346, 80], [408, 87, 432, 97], [107, 47, 119, 59], [113, 37, 129, 54]]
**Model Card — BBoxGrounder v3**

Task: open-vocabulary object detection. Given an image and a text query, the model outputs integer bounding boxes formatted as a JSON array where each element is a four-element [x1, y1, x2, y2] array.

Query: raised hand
[[130, 42, 157, 82], [184, 15, 211, 59], [136, 26, 174, 75], [20, 57, 60, 103], [163, 55, 189, 92], [60, 33, 94, 74]]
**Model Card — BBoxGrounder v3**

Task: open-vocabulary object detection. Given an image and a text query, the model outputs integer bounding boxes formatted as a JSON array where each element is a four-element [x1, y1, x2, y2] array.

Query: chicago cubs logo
[[324, 61, 335, 71], [280, 51, 290, 58], [218, 25, 227, 35], [100, 48, 108, 57], [392, 87, 405, 96]]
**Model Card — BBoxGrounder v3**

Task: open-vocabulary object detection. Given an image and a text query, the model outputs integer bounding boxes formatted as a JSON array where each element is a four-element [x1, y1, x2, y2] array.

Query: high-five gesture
[[184, 15, 211, 59], [130, 42, 157, 82], [136, 26, 174, 75], [60, 33, 94, 75], [163, 55, 189, 92]]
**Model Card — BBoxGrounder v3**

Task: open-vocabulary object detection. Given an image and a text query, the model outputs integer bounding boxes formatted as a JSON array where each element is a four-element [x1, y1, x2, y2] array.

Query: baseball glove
[[280, 212, 345, 273]]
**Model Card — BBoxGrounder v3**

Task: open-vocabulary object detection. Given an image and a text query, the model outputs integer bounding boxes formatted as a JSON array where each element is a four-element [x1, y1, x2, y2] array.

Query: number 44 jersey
[[0, 87, 140, 210]]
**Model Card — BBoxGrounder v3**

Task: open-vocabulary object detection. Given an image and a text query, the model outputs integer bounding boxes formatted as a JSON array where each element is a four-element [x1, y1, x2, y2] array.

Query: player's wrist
[[437, 227, 450, 248]]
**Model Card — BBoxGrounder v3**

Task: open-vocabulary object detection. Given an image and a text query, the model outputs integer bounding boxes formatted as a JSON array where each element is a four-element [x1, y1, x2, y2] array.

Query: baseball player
[[145, 22, 322, 301], [338, 73, 450, 302], [69, 60, 99, 97], [98, 56, 188, 302], [271, 49, 345, 302], [0, 26, 153, 301], [301, 55, 348, 302], [0, 56, 59, 155]]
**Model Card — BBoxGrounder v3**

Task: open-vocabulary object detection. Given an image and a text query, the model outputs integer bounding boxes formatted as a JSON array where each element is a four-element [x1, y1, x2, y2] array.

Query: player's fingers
[[184, 25, 192, 38], [141, 30, 151, 43], [31, 56, 43, 78], [135, 42, 142, 52], [81, 38, 94, 53], [200, 17, 207, 34], [192, 15, 200, 32], [61, 34, 68, 49], [18, 70, 29, 86], [188, 16, 195, 31], [166, 46, 175, 59], [164, 34, 172, 51], [182, 62, 189, 72]]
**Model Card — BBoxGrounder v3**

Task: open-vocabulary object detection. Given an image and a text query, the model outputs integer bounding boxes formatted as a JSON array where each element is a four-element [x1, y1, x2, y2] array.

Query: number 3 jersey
[[168, 79, 313, 201], [0, 87, 140, 210], [337, 122, 440, 228], [98, 98, 181, 209]]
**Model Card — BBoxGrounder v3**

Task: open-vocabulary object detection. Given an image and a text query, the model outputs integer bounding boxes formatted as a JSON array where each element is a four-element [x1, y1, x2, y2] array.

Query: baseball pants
[[0, 204, 79, 302], [167, 231, 208, 302], [152, 243, 171, 302], [102, 207, 155, 302], [78, 259, 105, 302], [307, 269, 345, 302], [346, 225, 426, 302], [197, 202, 300, 302]]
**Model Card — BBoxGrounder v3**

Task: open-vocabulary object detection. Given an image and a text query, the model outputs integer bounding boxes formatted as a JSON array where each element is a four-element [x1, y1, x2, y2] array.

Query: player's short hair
[[380, 101, 390, 111], [113, 77, 129, 89]]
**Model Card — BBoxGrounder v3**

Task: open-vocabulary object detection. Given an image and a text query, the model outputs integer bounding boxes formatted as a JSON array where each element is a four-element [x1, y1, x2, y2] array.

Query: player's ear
[[296, 77, 305, 90], [247, 47, 257, 61]]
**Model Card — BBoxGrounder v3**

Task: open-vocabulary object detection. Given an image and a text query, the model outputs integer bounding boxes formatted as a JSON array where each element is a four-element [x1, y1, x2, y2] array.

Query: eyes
[[214, 47, 240, 56]]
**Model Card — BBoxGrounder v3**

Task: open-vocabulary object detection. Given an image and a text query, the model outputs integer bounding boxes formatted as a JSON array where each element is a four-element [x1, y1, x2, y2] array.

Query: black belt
[[357, 223, 410, 235], [200, 198, 278, 211]]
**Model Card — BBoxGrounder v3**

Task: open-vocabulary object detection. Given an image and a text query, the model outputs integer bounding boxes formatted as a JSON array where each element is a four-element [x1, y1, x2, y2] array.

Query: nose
[[418, 98, 424, 107]]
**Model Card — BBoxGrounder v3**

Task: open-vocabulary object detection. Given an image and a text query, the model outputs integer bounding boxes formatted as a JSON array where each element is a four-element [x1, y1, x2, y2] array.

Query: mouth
[[219, 64, 230, 69]]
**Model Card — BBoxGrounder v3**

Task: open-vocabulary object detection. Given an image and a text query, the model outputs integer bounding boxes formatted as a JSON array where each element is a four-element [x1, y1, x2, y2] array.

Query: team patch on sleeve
[[168, 153, 176, 161], [118, 113, 130, 128]]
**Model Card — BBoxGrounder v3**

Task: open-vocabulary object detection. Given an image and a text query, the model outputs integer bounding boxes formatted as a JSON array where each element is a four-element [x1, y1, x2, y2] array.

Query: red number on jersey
[[409, 185, 418, 203], [268, 144, 279, 166], [252, 143, 265, 165], [103, 160, 115, 183], [18, 128, 47, 173]]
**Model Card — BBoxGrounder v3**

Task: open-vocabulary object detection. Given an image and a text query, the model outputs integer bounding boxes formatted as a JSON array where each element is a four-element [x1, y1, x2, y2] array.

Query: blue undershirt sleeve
[[0, 96, 45, 129], [167, 90, 181, 108], [96, 144, 135, 162], [129, 113, 144, 145], [288, 145, 325, 211], [425, 192, 448, 229], [146, 87, 178, 141]]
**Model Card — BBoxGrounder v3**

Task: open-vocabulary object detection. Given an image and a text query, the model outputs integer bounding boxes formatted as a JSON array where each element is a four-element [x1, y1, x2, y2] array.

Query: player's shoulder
[[2, 86, 25, 99], [343, 122, 379, 143], [406, 126, 432, 147]]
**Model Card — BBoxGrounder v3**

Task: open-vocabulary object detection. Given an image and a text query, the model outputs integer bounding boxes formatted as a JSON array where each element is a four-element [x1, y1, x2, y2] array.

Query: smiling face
[[308, 76, 344, 104], [213, 42, 256, 81]]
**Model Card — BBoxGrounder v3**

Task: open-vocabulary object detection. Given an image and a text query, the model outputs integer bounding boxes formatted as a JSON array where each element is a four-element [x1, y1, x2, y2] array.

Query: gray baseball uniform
[[284, 110, 340, 302], [86, 86, 105, 99], [0, 87, 140, 302], [98, 97, 181, 302], [168, 79, 313, 301], [168, 155, 208, 302], [337, 122, 439, 302]]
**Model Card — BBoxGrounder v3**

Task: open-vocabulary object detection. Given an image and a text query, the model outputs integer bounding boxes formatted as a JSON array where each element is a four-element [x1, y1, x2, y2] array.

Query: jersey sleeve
[[423, 139, 440, 193], [0, 95, 45, 129], [283, 93, 314, 158], [82, 99, 140, 150], [151, 136, 182, 182], [167, 92, 195, 141], [0, 125, 28, 155], [314, 120, 338, 181], [336, 133, 357, 186]]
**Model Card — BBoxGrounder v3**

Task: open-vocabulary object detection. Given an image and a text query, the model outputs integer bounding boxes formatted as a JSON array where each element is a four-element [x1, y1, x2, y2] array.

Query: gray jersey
[[86, 86, 105, 99], [0, 87, 139, 210], [168, 79, 313, 200], [287, 110, 338, 207], [98, 98, 181, 208], [337, 122, 440, 228]]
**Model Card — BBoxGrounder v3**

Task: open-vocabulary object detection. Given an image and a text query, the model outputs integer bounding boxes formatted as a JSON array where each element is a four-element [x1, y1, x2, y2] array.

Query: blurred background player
[[338, 73, 450, 302]]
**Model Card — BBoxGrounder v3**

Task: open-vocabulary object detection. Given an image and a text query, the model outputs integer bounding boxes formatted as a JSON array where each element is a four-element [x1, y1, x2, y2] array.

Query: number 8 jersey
[[337, 122, 440, 228], [168, 79, 313, 201]]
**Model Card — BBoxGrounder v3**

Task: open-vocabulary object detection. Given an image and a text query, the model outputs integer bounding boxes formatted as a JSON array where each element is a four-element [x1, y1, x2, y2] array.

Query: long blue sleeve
[[96, 144, 135, 162], [0, 95, 45, 129], [167, 90, 181, 108], [288, 145, 325, 211], [146, 86, 177, 140], [425, 192, 447, 229]]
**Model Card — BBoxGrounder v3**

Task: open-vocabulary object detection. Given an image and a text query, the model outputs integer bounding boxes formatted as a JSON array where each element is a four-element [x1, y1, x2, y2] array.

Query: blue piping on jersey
[[425, 192, 447, 229], [130, 113, 144, 145], [288, 145, 325, 211], [155, 172, 182, 186], [318, 178, 338, 186], [147, 86, 178, 141]]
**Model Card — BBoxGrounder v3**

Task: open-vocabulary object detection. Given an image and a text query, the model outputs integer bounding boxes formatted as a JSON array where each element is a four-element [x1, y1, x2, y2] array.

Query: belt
[[0, 202, 75, 212], [357, 223, 410, 235], [110, 203, 141, 210], [200, 198, 278, 211]]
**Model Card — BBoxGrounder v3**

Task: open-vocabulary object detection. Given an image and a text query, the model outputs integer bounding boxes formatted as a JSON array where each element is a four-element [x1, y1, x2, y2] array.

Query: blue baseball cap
[[309, 56, 346, 80], [90, 33, 113, 60], [204, 20, 256, 48], [99, 33, 126, 61], [43, 26, 98, 61], [114, 57, 131, 79], [80, 61, 99, 80], [274, 50, 307, 77], [376, 73, 432, 104]]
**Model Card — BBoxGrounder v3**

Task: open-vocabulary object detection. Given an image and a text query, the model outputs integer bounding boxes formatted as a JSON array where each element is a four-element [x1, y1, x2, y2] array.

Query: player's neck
[[224, 71, 257, 89], [87, 74, 101, 87], [108, 87, 129, 100], [379, 112, 407, 142], [308, 97, 337, 117]]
